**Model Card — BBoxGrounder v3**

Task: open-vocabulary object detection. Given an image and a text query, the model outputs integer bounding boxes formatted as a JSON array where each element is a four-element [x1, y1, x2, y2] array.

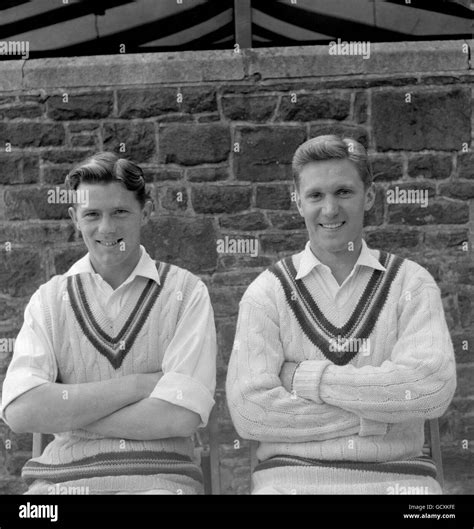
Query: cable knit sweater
[[226, 245, 457, 464], [2, 252, 216, 489]]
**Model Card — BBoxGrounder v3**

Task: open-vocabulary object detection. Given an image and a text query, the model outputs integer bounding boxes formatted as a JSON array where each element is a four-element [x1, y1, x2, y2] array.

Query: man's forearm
[[5, 375, 144, 434], [82, 398, 201, 440]]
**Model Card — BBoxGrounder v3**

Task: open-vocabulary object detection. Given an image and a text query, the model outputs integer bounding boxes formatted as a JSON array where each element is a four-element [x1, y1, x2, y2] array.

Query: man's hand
[[279, 362, 299, 393]]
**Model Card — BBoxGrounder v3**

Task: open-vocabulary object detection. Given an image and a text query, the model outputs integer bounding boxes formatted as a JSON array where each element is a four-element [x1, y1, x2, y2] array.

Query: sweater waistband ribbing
[[22, 450, 203, 485], [254, 455, 437, 480]]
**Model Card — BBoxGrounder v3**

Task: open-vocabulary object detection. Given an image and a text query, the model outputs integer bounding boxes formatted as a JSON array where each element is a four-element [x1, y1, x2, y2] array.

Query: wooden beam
[[234, 0, 252, 49]]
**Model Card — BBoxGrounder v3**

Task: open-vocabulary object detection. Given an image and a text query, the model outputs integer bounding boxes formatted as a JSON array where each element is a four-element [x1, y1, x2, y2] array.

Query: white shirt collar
[[65, 245, 160, 285], [295, 239, 386, 281]]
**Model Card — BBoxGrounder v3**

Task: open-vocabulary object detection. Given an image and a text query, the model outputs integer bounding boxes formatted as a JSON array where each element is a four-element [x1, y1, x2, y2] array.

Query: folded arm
[[84, 398, 201, 440], [226, 290, 361, 444], [4, 375, 154, 434], [291, 274, 457, 423], [1, 287, 165, 433]]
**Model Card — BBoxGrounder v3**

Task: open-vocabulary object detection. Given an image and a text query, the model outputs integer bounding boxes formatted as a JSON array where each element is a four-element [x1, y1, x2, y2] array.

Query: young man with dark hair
[[2, 152, 216, 495], [226, 135, 456, 494]]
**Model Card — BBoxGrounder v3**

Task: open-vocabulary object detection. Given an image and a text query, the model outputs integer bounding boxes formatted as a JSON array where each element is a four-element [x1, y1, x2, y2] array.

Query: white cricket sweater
[[226, 245, 457, 463]]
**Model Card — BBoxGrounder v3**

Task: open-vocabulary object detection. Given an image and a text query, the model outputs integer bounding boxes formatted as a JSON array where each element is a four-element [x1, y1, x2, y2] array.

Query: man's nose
[[321, 196, 339, 217], [98, 215, 116, 233]]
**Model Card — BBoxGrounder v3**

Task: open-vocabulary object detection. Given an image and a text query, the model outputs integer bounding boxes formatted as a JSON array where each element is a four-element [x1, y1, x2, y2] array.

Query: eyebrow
[[304, 183, 356, 194], [80, 205, 130, 211]]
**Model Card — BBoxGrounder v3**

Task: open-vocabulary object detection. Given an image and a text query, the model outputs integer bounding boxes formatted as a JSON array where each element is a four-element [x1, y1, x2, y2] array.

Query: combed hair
[[65, 152, 151, 207], [292, 135, 373, 188]]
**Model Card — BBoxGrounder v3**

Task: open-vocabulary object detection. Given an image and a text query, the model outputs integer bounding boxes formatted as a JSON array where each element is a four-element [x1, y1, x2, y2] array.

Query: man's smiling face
[[295, 158, 375, 256], [68, 182, 152, 284]]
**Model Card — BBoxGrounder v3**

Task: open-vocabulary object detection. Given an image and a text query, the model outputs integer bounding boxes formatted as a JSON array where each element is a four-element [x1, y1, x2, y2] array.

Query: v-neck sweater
[[226, 246, 456, 463], [10, 261, 216, 486]]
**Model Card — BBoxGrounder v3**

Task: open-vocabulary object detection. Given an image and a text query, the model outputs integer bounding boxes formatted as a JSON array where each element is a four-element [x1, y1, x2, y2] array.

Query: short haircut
[[292, 135, 373, 189], [65, 152, 151, 208]]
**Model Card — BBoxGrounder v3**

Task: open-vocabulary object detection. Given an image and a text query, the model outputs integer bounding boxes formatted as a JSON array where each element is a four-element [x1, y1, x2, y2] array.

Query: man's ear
[[140, 200, 154, 226], [68, 206, 79, 229], [295, 187, 304, 217], [364, 184, 376, 211]]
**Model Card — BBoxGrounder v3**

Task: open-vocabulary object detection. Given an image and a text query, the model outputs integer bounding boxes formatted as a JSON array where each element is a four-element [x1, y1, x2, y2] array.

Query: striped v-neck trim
[[67, 262, 170, 369], [268, 251, 404, 366]]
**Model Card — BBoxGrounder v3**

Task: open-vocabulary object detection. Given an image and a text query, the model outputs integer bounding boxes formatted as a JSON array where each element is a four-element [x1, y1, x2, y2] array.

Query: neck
[[90, 249, 141, 290], [309, 238, 363, 274]]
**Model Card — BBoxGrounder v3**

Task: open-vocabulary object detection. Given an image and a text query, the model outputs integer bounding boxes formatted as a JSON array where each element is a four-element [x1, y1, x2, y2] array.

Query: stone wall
[[0, 40, 473, 494]]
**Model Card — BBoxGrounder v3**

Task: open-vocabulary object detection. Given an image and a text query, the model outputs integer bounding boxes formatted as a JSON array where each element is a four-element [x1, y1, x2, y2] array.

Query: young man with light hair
[[226, 135, 456, 494], [1, 152, 216, 495]]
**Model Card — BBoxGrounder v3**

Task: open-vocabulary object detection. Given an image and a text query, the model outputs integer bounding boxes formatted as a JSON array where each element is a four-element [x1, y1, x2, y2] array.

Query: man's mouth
[[319, 221, 345, 230], [96, 238, 123, 247]]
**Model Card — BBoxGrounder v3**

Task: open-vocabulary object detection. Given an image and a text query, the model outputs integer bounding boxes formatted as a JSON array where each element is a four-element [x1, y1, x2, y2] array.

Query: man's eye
[[338, 189, 352, 195], [115, 210, 128, 214], [84, 212, 98, 218]]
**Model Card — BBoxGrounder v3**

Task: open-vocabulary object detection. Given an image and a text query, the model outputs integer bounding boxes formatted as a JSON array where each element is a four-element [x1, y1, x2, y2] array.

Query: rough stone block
[[372, 89, 471, 151], [407, 154, 452, 179], [0, 248, 45, 297], [217, 254, 273, 271], [364, 227, 421, 250], [456, 366, 474, 398], [159, 124, 230, 166], [117, 87, 217, 118], [70, 134, 99, 148], [388, 198, 468, 225], [439, 181, 474, 200], [141, 216, 217, 274], [53, 246, 87, 275], [192, 186, 251, 214], [187, 167, 229, 182], [0, 153, 39, 185], [423, 228, 468, 250], [41, 149, 94, 164], [0, 104, 43, 120], [0, 122, 65, 147], [457, 152, 473, 179], [47, 92, 113, 120], [255, 185, 292, 210], [353, 91, 367, 123], [0, 297, 29, 324], [370, 154, 403, 182], [209, 286, 246, 318], [219, 212, 268, 231], [144, 167, 181, 182], [268, 212, 305, 230], [4, 187, 70, 220], [278, 93, 350, 121], [234, 126, 306, 182], [42, 166, 70, 185], [160, 186, 188, 212], [260, 232, 307, 254], [221, 95, 277, 122], [0, 220, 74, 245], [103, 122, 156, 163]]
